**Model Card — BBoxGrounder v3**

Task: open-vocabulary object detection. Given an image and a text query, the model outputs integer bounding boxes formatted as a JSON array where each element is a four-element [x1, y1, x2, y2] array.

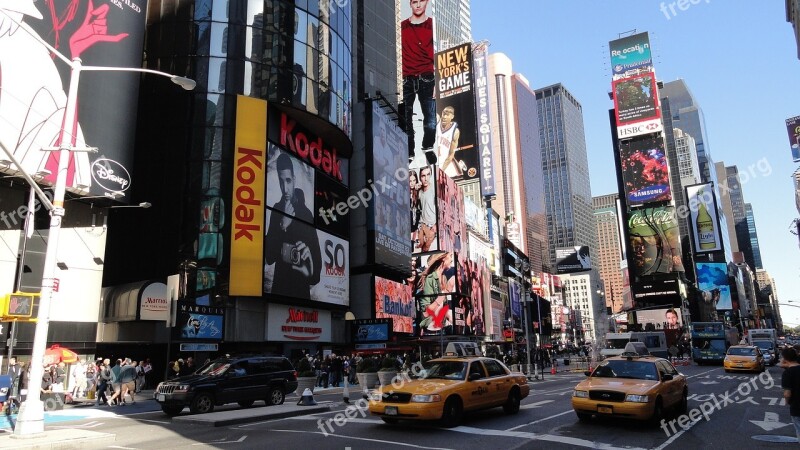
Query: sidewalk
[[67, 389, 156, 408]]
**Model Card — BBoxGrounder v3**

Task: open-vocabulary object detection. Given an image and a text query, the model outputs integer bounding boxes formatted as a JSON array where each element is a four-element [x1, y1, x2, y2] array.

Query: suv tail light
[[293, 370, 298, 379]]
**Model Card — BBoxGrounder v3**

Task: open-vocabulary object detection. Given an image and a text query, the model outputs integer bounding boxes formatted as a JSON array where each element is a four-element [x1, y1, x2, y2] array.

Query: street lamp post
[[2, 11, 194, 436]]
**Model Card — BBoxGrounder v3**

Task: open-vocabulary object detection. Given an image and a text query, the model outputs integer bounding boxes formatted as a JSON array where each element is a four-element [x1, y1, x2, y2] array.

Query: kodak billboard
[[230, 96, 267, 296]]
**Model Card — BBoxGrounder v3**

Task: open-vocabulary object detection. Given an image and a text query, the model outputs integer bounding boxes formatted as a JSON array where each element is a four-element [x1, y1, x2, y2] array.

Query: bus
[[691, 322, 738, 364], [601, 332, 668, 358]]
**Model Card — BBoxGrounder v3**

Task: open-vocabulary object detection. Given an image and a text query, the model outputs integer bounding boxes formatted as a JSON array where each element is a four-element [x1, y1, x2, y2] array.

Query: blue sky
[[471, 0, 800, 327]]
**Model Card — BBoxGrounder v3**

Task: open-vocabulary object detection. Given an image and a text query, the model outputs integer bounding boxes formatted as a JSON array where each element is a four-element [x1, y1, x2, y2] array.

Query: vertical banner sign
[[472, 43, 496, 197], [433, 43, 478, 182], [786, 115, 800, 162], [230, 96, 267, 296], [686, 183, 722, 253]]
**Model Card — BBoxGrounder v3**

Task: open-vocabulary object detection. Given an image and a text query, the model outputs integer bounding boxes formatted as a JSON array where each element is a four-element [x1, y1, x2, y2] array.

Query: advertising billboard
[[786, 115, 800, 162], [460, 257, 490, 336], [411, 165, 439, 254], [627, 207, 684, 277], [401, 0, 437, 160], [1, 1, 148, 198], [609, 32, 653, 78], [352, 319, 392, 343], [433, 43, 479, 182], [695, 262, 733, 310], [508, 278, 522, 319], [472, 42, 496, 197], [635, 307, 684, 331], [555, 246, 592, 274], [175, 302, 224, 340], [619, 134, 671, 206], [370, 101, 411, 273], [411, 251, 467, 336], [632, 277, 681, 305], [230, 96, 267, 296], [613, 72, 663, 138], [436, 167, 467, 254], [266, 304, 332, 342], [375, 276, 414, 334], [686, 183, 722, 253]]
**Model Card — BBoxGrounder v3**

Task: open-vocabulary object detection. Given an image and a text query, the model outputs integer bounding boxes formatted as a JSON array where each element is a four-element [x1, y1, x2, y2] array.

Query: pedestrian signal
[[3, 292, 36, 318]]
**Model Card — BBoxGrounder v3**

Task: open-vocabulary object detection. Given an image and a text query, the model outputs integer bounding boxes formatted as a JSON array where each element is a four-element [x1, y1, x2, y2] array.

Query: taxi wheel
[[503, 389, 521, 414], [381, 418, 399, 424], [440, 397, 463, 428], [190, 393, 215, 414], [649, 398, 663, 426]]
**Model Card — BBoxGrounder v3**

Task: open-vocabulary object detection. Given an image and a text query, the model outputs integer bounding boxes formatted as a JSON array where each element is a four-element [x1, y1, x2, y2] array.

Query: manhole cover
[[752, 435, 798, 443]]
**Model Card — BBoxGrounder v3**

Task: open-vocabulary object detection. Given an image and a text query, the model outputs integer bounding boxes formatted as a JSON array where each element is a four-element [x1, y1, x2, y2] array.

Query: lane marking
[[191, 436, 247, 445], [270, 429, 454, 449], [520, 400, 554, 410], [505, 409, 574, 431]]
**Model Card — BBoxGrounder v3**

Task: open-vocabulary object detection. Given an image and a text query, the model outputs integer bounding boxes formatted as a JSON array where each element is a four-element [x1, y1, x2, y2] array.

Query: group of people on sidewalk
[[92, 358, 153, 406]]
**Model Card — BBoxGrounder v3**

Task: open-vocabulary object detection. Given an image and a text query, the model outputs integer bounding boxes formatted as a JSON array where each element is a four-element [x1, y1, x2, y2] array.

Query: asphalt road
[[10, 364, 798, 449]]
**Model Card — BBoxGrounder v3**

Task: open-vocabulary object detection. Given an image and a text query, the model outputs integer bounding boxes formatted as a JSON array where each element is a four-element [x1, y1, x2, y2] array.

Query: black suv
[[155, 355, 298, 416]]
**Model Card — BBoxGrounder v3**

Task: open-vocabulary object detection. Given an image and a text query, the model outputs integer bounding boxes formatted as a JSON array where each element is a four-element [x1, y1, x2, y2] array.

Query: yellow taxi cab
[[367, 342, 530, 427], [723, 345, 765, 373], [571, 343, 688, 423]]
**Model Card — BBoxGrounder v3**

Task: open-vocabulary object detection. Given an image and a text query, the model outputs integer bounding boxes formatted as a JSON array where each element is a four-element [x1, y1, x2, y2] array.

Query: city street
[[3, 364, 796, 449]]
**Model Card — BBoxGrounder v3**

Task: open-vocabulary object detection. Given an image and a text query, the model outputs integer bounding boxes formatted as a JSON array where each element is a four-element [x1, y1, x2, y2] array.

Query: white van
[[601, 332, 668, 358]]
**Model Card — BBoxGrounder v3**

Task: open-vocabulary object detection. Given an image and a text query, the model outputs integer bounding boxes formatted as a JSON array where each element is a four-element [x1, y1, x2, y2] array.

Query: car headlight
[[410, 394, 441, 403], [368, 391, 383, 402], [573, 390, 589, 398], [625, 394, 649, 403], [174, 384, 191, 392]]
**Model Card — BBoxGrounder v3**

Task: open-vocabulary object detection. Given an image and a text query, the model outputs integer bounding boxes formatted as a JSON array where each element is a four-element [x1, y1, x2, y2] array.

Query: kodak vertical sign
[[230, 96, 267, 296]]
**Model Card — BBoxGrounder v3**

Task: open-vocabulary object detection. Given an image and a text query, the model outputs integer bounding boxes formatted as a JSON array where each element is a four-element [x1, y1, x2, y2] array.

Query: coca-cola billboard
[[627, 207, 684, 278]]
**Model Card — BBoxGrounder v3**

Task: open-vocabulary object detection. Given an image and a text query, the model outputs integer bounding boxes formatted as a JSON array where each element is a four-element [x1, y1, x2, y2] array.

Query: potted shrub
[[377, 356, 398, 387], [355, 357, 379, 392], [294, 357, 317, 394]]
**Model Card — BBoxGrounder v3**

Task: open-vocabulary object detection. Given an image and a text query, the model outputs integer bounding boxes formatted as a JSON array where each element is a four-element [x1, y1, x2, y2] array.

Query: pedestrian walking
[[781, 347, 800, 442]]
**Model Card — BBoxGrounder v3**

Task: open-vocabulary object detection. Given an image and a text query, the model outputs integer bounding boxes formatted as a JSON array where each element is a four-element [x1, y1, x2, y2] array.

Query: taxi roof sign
[[444, 342, 480, 357]]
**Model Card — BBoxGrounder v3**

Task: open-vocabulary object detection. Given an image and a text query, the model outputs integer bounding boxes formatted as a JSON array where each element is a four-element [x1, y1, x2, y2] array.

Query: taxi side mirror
[[661, 374, 673, 381], [468, 373, 483, 381]]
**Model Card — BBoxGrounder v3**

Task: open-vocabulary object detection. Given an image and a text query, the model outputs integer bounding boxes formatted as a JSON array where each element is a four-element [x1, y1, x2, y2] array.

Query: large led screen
[[1, 1, 148, 198], [555, 246, 592, 274], [609, 32, 653, 79], [619, 135, 671, 206], [695, 262, 732, 310], [627, 207, 684, 277], [375, 276, 414, 334], [613, 72, 663, 138], [370, 101, 411, 272]]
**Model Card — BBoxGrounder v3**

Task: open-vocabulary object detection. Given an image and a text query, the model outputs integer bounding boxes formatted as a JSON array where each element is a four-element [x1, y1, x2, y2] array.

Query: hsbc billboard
[[617, 119, 663, 139]]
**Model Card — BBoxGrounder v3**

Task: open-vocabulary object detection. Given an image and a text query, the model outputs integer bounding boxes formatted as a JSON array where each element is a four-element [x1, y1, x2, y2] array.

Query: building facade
[[535, 83, 596, 269], [592, 194, 624, 314], [744, 203, 763, 270]]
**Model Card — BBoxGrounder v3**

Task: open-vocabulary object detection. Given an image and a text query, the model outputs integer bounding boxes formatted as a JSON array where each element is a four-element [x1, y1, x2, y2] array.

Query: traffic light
[[2, 292, 37, 319]]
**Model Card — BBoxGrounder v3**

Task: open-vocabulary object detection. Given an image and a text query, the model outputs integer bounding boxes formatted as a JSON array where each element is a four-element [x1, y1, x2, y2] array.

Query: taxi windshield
[[728, 347, 756, 356], [591, 360, 658, 380], [418, 361, 468, 380]]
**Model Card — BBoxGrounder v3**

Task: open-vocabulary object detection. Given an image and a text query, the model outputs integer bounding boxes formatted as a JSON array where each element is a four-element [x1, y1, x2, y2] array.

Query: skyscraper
[[593, 193, 624, 313], [673, 128, 701, 187], [513, 74, 547, 276], [431, 0, 471, 49], [716, 163, 757, 270], [744, 203, 763, 270], [788, 0, 800, 59], [660, 80, 715, 184], [536, 83, 596, 268], [487, 53, 527, 252]]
